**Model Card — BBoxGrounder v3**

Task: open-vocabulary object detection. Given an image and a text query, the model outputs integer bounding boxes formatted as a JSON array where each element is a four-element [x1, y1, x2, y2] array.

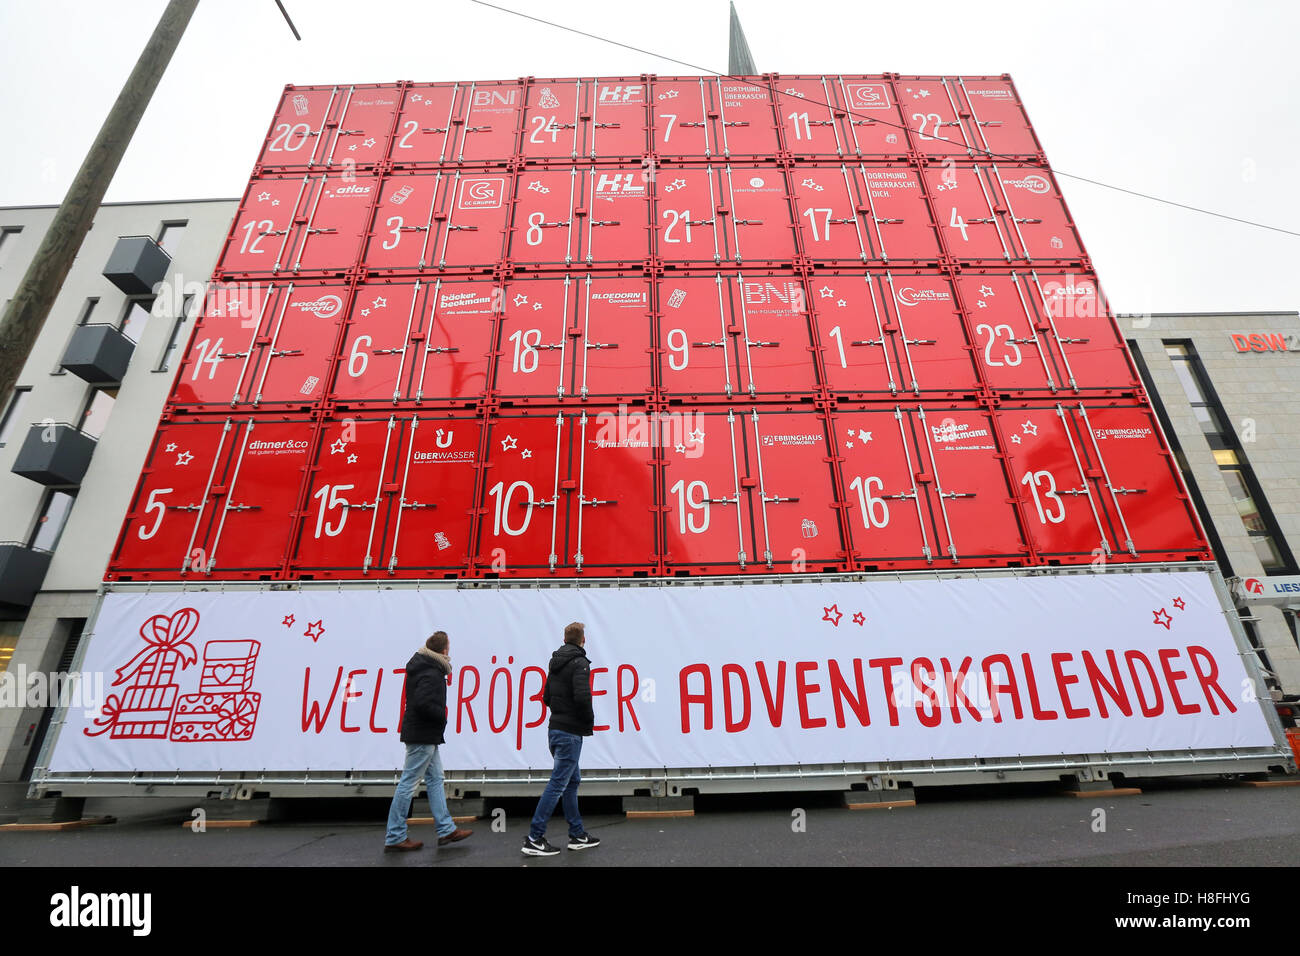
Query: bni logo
[[458, 177, 505, 209]]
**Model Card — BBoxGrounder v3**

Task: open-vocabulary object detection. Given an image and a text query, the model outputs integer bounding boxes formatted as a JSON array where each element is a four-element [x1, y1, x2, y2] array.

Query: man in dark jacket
[[522, 621, 601, 855], [383, 631, 472, 851]]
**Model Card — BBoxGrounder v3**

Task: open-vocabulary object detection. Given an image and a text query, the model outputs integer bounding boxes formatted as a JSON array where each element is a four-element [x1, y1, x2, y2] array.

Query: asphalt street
[[2, 778, 1297, 867]]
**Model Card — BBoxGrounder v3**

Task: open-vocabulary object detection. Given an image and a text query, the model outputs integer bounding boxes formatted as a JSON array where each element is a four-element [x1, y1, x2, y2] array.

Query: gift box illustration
[[170, 692, 262, 742], [84, 608, 263, 743]]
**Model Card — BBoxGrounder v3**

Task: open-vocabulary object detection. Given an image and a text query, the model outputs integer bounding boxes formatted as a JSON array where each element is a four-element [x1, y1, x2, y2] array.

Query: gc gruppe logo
[[458, 177, 505, 209]]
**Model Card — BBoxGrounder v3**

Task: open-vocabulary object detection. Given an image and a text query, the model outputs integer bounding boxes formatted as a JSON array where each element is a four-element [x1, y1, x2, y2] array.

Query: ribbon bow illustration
[[112, 608, 201, 687], [83, 694, 125, 737]]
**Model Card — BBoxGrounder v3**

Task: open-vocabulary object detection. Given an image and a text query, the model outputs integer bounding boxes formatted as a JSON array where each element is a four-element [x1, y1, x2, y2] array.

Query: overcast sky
[[0, 0, 1296, 314]]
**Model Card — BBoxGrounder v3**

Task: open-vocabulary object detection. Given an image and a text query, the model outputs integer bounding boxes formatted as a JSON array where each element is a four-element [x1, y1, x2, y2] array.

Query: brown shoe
[[437, 828, 473, 846], [384, 838, 423, 852]]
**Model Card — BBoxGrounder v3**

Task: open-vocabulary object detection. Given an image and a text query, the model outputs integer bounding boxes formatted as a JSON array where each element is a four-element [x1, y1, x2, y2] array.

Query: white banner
[[47, 571, 1277, 773]]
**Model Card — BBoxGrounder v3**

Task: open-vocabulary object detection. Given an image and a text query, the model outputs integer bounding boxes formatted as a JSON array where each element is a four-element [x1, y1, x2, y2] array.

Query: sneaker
[[521, 835, 560, 857], [568, 832, 601, 851], [437, 828, 473, 846], [383, 838, 423, 852]]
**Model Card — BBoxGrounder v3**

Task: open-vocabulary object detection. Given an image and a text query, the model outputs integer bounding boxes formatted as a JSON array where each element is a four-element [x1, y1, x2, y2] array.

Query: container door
[[954, 78, 1041, 158], [222, 177, 310, 274], [995, 406, 1111, 557], [987, 165, 1084, 261], [923, 164, 1012, 262], [713, 78, 780, 158], [575, 275, 654, 401], [582, 168, 652, 266], [363, 173, 442, 271], [334, 280, 427, 404], [832, 408, 936, 566], [321, 86, 399, 167], [653, 166, 723, 264], [745, 410, 844, 570], [291, 174, 377, 273], [881, 273, 978, 395], [477, 414, 566, 573], [730, 274, 818, 398], [520, 79, 583, 162], [391, 83, 460, 165], [722, 166, 797, 264], [412, 279, 497, 404], [792, 165, 867, 262], [589, 79, 649, 159], [1027, 271, 1136, 393], [172, 283, 271, 407], [246, 283, 348, 407], [294, 416, 398, 572], [508, 168, 580, 267], [956, 273, 1059, 392], [853, 165, 940, 263], [662, 410, 748, 570], [898, 78, 971, 157], [112, 419, 235, 576], [776, 77, 845, 159], [437, 172, 509, 269], [813, 275, 898, 396], [494, 277, 574, 401], [657, 275, 737, 400], [913, 406, 1027, 564], [454, 80, 523, 163], [258, 87, 337, 169], [836, 77, 908, 158], [652, 78, 713, 160], [571, 409, 659, 573], [384, 415, 482, 574]]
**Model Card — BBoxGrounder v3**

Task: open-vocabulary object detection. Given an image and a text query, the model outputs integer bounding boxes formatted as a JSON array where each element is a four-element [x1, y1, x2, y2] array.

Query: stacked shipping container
[[105, 74, 1211, 582]]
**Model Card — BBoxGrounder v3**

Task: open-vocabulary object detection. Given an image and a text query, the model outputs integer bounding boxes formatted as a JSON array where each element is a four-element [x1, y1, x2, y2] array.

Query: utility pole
[[0, 0, 200, 403]]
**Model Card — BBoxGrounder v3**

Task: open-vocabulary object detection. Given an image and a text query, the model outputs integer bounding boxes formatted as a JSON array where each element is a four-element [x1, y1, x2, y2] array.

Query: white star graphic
[[819, 286, 834, 299], [916, 89, 930, 98], [801, 178, 818, 189], [372, 296, 387, 309], [165, 442, 177, 452], [360, 308, 370, 317], [675, 443, 686, 454], [257, 191, 271, 202], [845, 440, 854, 449], [976, 300, 987, 309], [1021, 421, 1038, 436], [512, 294, 528, 307], [225, 299, 242, 314], [532, 302, 543, 311], [688, 428, 705, 444], [347, 453, 358, 464], [331, 438, 347, 454], [347, 144, 357, 152], [271, 199, 280, 206], [362, 137, 376, 148], [658, 89, 679, 100], [837, 299, 846, 308], [521, 448, 533, 459], [1010, 434, 1021, 444], [176, 450, 193, 465], [784, 88, 805, 98], [858, 430, 872, 442], [411, 93, 423, 103], [978, 285, 994, 298], [501, 434, 517, 451]]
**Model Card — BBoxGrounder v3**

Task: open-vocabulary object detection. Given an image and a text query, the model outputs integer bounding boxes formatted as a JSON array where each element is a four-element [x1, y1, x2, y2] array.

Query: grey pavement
[[1, 779, 1297, 866]]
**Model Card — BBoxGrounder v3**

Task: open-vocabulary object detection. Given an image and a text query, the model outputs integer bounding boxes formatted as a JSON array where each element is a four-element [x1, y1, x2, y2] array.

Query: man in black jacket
[[522, 621, 602, 856], [383, 631, 472, 852]]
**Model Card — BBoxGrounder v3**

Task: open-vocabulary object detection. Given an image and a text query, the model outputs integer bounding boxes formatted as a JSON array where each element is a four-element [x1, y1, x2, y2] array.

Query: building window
[[52, 298, 101, 375], [157, 221, 188, 258], [0, 386, 31, 447], [29, 490, 75, 552], [1163, 339, 1296, 574], [0, 620, 20, 674], [118, 296, 154, 344], [0, 226, 21, 271], [78, 388, 115, 441], [156, 293, 194, 372]]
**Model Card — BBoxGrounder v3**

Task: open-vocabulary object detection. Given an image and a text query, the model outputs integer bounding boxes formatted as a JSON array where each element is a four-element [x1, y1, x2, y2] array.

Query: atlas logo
[[459, 177, 505, 209], [595, 172, 645, 194], [291, 294, 343, 319], [896, 287, 950, 307], [1244, 578, 1264, 595], [334, 184, 372, 196], [846, 83, 890, 110], [1004, 174, 1050, 194]]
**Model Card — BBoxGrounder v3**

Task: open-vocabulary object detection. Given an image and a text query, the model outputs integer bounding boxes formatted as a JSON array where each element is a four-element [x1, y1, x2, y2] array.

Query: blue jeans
[[385, 743, 456, 845], [529, 729, 585, 840]]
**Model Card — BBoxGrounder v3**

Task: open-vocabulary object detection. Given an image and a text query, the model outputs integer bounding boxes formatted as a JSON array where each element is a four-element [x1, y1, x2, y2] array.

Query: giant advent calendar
[[106, 75, 1211, 582]]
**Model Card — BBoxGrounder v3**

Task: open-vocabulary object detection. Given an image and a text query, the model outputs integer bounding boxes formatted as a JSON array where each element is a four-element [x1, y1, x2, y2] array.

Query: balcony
[[9, 424, 96, 487], [60, 323, 135, 387], [0, 543, 53, 607], [103, 235, 171, 297]]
